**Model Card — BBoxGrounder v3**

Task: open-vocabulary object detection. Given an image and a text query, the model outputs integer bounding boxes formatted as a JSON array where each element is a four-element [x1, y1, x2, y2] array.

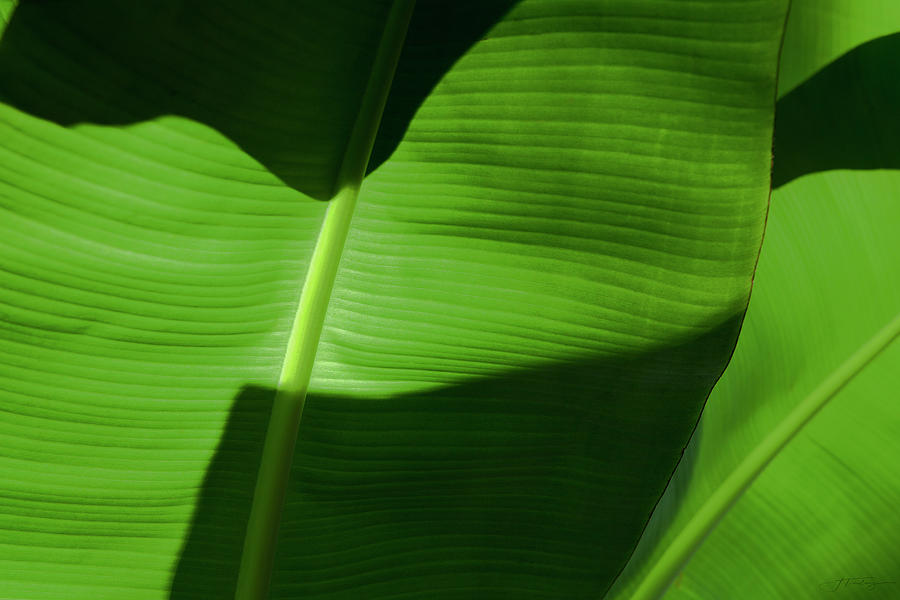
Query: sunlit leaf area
[[1, 1, 897, 598]]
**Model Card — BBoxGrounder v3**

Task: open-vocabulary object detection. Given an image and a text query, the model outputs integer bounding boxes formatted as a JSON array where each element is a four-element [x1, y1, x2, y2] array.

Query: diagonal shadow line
[[772, 32, 900, 189], [366, 0, 521, 176], [168, 386, 276, 599], [169, 316, 741, 599], [0, 0, 521, 199]]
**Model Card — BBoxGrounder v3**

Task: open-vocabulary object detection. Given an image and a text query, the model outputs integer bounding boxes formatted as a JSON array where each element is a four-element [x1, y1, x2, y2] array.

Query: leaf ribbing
[[234, 2, 417, 598]]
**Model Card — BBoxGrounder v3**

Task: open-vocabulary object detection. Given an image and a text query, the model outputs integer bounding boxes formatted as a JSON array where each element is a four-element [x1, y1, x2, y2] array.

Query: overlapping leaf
[[606, 6, 900, 600]]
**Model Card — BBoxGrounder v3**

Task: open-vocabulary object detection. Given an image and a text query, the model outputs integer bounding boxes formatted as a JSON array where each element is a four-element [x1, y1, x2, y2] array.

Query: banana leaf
[[0, 1, 802, 599]]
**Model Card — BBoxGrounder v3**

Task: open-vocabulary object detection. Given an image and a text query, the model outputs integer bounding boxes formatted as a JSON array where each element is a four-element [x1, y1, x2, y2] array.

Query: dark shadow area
[[0, 0, 519, 197], [367, 0, 519, 175], [773, 32, 900, 189], [167, 316, 741, 598], [258, 319, 739, 599], [0, 0, 393, 199], [168, 386, 275, 599], [601, 420, 706, 599]]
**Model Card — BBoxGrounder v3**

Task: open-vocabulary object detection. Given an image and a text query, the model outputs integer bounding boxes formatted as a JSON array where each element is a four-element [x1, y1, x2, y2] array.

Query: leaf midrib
[[628, 311, 900, 600], [233, 2, 417, 598]]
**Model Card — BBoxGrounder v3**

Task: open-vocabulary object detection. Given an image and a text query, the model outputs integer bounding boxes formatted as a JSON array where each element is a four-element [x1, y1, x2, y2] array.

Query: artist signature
[[818, 577, 896, 592]]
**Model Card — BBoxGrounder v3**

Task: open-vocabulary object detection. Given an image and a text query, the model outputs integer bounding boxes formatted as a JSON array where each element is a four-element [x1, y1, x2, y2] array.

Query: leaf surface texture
[[0, 1, 788, 598]]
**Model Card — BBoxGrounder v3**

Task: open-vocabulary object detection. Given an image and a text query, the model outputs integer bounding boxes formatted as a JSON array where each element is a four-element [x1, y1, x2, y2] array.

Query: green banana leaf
[[9, 0, 878, 598], [606, 5, 900, 600]]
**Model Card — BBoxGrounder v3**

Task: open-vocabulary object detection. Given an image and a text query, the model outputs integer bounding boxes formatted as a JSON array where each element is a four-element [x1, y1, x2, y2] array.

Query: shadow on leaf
[[168, 386, 276, 599], [773, 32, 900, 189], [0, 0, 520, 198], [168, 316, 741, 599]]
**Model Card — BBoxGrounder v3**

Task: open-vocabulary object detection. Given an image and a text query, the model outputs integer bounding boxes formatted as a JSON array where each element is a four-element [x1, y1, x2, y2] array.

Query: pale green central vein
[[629, 310, 900, 600], [234, 2, 416, 599]]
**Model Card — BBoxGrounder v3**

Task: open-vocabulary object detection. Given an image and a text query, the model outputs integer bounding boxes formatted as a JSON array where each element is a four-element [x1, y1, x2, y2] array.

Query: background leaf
[[605, 6, 900, 600]]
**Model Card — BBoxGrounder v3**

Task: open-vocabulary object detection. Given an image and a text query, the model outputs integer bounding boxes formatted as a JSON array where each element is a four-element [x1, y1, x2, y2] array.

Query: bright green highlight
[[233, 185, 361, 600], [0, 0, 16, 27], [235, 2, 416, 598]]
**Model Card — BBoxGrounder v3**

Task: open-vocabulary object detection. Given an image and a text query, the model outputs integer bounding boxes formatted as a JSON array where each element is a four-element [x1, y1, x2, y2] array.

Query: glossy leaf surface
[[0, 1, 788, 599]]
